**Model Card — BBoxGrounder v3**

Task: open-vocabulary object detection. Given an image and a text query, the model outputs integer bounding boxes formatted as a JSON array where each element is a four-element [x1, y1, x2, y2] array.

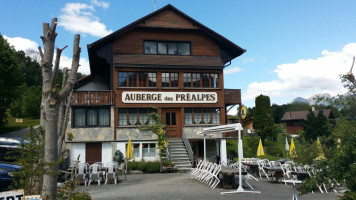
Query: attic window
[[144, 41, 191, 55]]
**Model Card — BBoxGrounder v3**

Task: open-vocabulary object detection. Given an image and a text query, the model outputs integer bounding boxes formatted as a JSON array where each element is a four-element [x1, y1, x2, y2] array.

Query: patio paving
[[79, 173, 339, 200]]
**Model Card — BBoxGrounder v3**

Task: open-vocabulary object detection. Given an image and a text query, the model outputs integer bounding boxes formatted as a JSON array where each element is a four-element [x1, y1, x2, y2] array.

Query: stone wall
[[116, 127, 157, 141], [183, 125, 222, 139]]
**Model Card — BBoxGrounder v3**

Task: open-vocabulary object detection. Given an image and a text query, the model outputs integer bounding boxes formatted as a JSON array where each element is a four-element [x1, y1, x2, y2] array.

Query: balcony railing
[[224, 89, 241, 105], [71, 91, 114, 106]]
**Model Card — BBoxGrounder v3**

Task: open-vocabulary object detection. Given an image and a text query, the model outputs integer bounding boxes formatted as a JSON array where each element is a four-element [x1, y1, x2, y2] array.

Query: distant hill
[[291, 97, 309, 104]]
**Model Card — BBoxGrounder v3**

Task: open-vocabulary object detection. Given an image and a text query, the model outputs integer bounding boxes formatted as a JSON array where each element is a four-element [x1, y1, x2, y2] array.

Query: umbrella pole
[[204, 136, 206, 162], [125, 159, 127, 180], [221, 129, 260, 195]]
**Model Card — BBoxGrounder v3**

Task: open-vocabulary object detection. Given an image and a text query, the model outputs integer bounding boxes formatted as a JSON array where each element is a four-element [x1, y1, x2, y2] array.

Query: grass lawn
[[0, 115, 40, 134]]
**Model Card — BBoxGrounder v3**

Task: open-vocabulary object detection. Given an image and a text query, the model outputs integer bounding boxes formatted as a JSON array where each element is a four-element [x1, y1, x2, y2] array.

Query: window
[[118, 109, 127, 126], [184, 73, 191, 87], [139, 108, 148, 125], [192, 73, 200, 88], [144, 41, 157, 54], [184, 108, 193, 125], [193, 108, 202, 124], [203, 108, 211, 124], [73, 107, 110, 127], [118, 72, 127, 87], [212, 108, 220, 124], [184, 73, 218, 88], [184, 108, 220, 125], [118, 72, 156, 87], [133, 143, 140, 158], [129, 108, 137, 125], [142, 143, 156, 157], [118, 108, 156, 126], [162, 73, 178, 87], [144, 41, 191, 55]]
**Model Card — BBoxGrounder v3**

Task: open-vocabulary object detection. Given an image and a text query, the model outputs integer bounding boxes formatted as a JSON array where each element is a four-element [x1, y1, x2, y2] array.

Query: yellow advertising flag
[[257, 139, 265, 156], [126, 139, 134, 160], [289, 138, 296, 158]]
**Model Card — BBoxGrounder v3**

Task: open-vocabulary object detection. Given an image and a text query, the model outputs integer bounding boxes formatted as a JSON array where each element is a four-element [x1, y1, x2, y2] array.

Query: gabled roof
[[88, 4, 245, 55], [281, 109, 333, 121]]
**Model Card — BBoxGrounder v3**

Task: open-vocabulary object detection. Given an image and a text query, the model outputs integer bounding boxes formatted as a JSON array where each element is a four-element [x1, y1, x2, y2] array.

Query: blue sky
[[1, 0, 356, 113]]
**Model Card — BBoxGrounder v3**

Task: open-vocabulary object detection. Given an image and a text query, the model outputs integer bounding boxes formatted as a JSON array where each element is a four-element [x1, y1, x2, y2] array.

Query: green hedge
[[127, 161, 161, 173]]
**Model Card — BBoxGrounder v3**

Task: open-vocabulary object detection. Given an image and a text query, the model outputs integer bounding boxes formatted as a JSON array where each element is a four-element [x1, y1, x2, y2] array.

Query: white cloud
[[91, 0, 109, 9], [242, 58, 255, 63], [243, 43, 356, 104], [58, 2, 112, 37], [224, 67, 243, 75], [4, 35, 90, 75], [3, 35, 39, 52]]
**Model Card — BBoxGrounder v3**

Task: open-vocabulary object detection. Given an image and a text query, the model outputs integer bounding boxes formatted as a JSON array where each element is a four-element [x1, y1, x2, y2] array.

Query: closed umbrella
[[289, 138, 296, 159], [285, 138, 290, 158], [257, 139, 265, 156], [125, 139, 134, 180]]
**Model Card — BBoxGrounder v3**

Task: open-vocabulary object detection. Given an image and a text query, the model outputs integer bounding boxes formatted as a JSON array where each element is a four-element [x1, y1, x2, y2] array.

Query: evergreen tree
[[253, 95, 275, 142], [303, 110, 331, 141], [0, 35, 24, 127]]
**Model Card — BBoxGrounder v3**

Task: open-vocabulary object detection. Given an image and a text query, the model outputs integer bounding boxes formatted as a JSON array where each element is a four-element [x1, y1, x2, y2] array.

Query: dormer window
[[144, 41, 191, 55]]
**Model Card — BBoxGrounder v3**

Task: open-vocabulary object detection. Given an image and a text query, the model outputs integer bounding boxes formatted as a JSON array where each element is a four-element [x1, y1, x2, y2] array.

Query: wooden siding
[[113, 29, 219, 56], [224, 89, 241, 105], [71, 91, 114, 106], [139, 9, 198, 29]]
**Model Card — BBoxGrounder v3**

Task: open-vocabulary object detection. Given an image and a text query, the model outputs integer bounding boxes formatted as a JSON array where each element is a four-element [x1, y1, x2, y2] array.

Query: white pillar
[[220, 139, 227, 164]]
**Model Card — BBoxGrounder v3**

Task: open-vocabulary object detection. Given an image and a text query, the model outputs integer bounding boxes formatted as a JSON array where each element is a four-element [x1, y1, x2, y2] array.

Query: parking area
[[79, 173, 339, 200]]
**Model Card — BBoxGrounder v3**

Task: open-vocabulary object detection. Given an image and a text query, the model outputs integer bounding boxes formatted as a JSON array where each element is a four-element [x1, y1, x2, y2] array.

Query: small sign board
[[240, 106, 247, 120], [15, 119, 23, 123], [25, 195, 42, 200], [0, 189, 24, 200]]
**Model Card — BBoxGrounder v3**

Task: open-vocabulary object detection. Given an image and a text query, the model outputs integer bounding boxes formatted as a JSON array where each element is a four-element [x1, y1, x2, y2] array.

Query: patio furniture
[[105, 162, 119, 185], [219, 166, 248, 189], [75, 163, 89, 186], [257, 160, 270, 179], [89, 163, 103, 186], [281, 164, 292, 184], [263, 166, 283, 182]]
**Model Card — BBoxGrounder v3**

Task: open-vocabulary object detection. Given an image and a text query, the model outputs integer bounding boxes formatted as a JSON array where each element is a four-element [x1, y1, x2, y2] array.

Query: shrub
[[127, 161, 161, 173], [266, 146, 283, 157]]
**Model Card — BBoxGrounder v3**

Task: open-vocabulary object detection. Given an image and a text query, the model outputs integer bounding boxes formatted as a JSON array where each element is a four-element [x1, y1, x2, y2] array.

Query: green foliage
[[266, 146, 283, 157], [271, 103, 289, 124], [10, 127, 45, 195], [303, 110, 331, 142], [21, 86, 41, 117], [0, 35, 24, 127], [140, 110, 167, 158], [243, 137, 259, 158], [57, 179, 91, 200], [127, 161, 161, 173], [253, 95, 275, 142]]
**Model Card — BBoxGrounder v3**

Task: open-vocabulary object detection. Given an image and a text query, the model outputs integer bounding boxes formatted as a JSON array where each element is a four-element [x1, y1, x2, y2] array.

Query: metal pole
[[204, 136, 206, 162]]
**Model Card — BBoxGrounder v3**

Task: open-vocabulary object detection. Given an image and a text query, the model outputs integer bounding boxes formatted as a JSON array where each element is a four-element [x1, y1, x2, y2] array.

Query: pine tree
[[253, 95, 275, 142]]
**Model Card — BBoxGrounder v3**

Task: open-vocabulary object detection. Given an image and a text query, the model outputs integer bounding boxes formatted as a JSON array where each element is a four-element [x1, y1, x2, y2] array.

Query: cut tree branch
[[58, 34, 81, 102], [50, 46, 68, 91]]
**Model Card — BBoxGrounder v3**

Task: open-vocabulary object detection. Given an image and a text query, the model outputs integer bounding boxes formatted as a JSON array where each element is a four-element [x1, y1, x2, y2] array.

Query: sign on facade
[[122, 92, 218, 103], [240, 106, 247, 120], [0, 189, 24, 200]]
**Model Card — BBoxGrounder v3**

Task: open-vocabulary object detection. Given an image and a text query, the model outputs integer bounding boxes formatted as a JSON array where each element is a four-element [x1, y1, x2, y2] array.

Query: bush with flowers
[[140, 110, 168, 159]]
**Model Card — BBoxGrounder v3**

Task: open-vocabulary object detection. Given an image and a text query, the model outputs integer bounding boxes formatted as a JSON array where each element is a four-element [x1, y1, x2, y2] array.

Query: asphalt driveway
[[79, 173, 339, 200]]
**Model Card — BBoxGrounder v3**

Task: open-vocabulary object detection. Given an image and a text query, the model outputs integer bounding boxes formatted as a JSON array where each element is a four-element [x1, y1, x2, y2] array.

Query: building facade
[[66, 4, 244, 165]]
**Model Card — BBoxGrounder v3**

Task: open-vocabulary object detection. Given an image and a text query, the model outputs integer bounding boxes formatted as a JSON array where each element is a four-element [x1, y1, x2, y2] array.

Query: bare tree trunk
[[39, 18, 81, 200]]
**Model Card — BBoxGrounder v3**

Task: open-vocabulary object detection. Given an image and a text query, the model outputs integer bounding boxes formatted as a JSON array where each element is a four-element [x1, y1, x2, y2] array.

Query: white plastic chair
[[281, 164, 292, 185], [105, 162, 119, 185], [75, 163, 88, 186], [257, 160, 270, 179], [88, 163, 103, 186]]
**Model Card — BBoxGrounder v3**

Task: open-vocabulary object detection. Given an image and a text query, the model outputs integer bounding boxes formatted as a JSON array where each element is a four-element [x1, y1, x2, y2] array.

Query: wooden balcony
[[224, 89, 241, 105], [71, 91, 114, 106]]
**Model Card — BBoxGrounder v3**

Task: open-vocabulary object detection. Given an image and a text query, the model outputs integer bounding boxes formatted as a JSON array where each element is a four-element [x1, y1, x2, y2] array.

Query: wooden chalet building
[[281, 109, 334, 134], [66, 4, 245, 167]]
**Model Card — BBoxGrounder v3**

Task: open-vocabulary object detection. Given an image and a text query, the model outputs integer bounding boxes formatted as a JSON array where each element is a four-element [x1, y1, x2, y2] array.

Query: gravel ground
[[79, 173, 339, 200]]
